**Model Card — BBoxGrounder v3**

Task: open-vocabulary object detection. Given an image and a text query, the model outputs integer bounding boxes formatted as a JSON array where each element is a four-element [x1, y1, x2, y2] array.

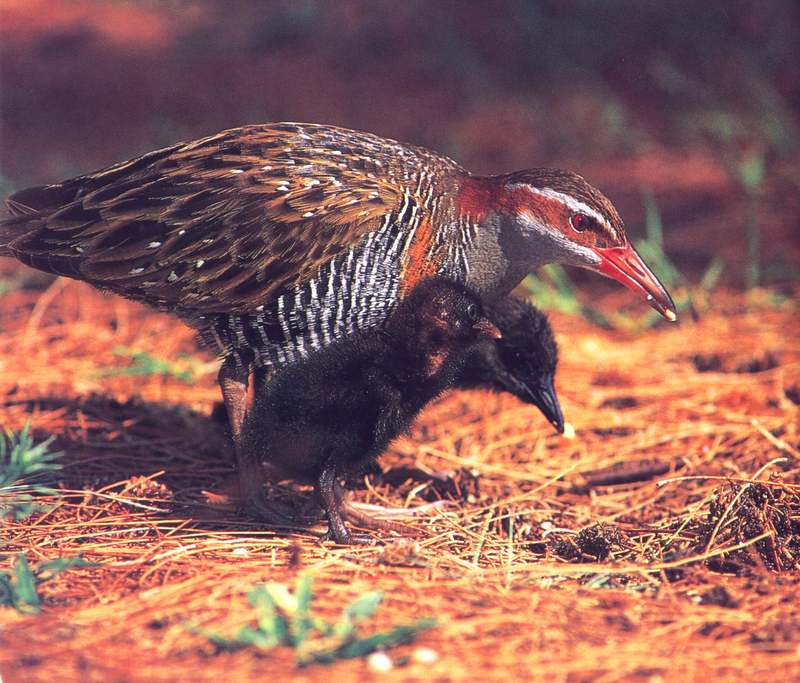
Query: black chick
[[240, 278, 501, 544], [457, 296, 564, 433], [210, 296, 563, 433]]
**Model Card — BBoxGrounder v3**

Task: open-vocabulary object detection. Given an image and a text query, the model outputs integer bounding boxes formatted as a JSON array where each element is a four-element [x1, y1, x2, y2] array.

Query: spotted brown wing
[[1, 124, 416, 314]]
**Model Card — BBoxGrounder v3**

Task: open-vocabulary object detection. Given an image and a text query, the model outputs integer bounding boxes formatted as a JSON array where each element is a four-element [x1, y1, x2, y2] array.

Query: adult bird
[[0, 122, 676, 453]]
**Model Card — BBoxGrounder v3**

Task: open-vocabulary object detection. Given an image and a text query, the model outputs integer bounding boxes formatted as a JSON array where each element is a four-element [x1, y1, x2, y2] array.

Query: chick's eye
[[570, 213, 593, 232], [466, 303, 479, 322]]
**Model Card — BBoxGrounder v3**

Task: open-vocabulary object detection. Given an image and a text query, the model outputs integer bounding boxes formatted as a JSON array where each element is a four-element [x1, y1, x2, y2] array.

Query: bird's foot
[[239, 494, 299, 525], [319, 502, 378, 544], [319, 526, 378, 546]]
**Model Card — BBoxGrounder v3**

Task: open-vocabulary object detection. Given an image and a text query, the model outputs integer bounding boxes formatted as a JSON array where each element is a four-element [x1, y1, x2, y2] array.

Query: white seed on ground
[[562, 422, 576, 439], [232, 547, 248, 556], [412, 647, 439, 664], [367, 652, 393, 673]]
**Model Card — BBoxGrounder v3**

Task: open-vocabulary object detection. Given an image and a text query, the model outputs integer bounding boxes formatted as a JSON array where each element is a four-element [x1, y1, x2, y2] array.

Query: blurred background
[[1, 0, 798, 325]]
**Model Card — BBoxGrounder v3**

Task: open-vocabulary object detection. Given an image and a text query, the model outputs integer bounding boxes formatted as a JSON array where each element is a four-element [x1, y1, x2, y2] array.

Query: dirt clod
[[699, 585, 740, 608], [701, 481, 800, 572], [550, 523, 629, 562]]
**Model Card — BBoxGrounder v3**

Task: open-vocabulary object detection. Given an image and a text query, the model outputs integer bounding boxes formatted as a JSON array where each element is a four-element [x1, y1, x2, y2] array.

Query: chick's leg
[[316, 461, 374, 545]]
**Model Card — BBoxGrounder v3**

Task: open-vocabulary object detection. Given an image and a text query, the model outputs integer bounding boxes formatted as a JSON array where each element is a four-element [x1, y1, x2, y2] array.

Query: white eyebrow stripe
[[513, 184, 613, 235]]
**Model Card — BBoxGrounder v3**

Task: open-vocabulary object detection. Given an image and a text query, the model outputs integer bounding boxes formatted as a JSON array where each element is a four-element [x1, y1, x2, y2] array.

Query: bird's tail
[[1, 183, 63, 255], [0, 213, 26, 256]]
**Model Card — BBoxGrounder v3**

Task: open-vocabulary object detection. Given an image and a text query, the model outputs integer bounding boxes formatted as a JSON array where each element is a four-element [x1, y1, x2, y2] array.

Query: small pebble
[[412, 647, 439, 664], [368, 652, 393, 673]]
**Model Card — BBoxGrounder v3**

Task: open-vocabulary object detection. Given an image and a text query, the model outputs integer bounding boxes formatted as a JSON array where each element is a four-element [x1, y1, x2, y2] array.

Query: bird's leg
[[235, 454, 321, 526], [218, 357, 286, 520], [316, 461, 375, 545], [235, 457, 284, 520], [218, 356, 250, 450]]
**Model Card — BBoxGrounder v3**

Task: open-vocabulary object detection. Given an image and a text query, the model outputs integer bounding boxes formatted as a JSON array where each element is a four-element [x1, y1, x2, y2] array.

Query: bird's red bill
[[593, 243, 677, 321]]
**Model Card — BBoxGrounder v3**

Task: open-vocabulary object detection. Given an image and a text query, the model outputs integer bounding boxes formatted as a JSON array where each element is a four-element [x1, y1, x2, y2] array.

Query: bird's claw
[[319, 527, 378, 546]]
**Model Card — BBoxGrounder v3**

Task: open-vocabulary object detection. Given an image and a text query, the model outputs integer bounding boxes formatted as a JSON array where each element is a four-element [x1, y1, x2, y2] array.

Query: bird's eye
[[466, 303, 479, 322], [570, 213, 594, 232]]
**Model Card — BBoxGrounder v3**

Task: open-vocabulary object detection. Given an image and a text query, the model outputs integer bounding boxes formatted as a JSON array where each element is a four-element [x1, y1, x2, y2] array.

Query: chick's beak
[[527, 374, 565, 434], [592, 242, 677, 321], [474, 317, 502, 339]]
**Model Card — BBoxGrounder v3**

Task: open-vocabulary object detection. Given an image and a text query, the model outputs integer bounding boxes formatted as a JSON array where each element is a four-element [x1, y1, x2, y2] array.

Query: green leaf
[[299, 618, 437, 666], [249, 584, 289, 644], [523, 267, 582, 317], [35, 557, 96, 579], [699, 257, 725, 291], [0, 554, 96, 614], [291, 574, 314, 645], [235, 625, 278, 649], [737, 154, 765, 193], [13, 554, 41, 611], [343, 591, 383, 623], [0, 422, 63, 520], [333, 591, 384, 640], [186, 623, 246, 651], [337, 618, 437, 658], [642, 189, 664, 246], [0, 574, 15, 607], [96, 347, 196, 383]]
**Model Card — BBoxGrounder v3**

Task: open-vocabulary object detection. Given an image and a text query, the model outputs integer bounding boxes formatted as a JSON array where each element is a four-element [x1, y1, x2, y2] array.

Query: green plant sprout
[[0, 421, 62, 520], [632, 190, 725, 328], [189, 575, 436, 667], [97, 346, 204, 383], [0, 554, 96, 614]]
